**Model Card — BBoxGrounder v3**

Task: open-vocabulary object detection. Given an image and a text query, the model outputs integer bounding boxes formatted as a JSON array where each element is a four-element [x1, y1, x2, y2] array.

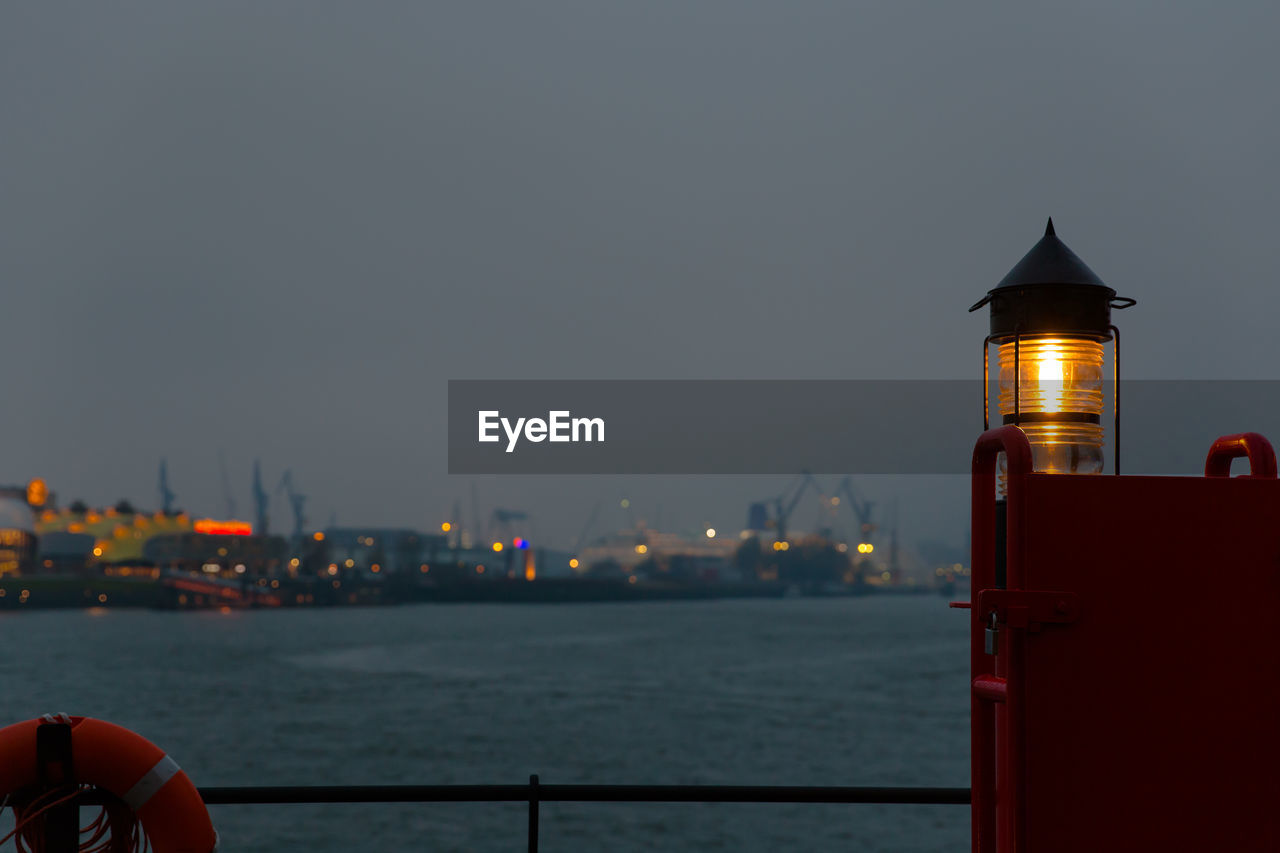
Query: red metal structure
[[967, 425, 1280, 851]]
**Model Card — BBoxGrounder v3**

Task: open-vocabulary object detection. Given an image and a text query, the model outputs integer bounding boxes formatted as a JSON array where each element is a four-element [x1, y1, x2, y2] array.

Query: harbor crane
[[489, 508, 529, 544], [887, 498, 900, 582], [748, 472, 823, 543], [252, 459, 270, 535], [275, 470, 307, 540], [835, 476, 877, 546], [448, 500, 462, 546], [571, 501, 602, 565], [157, 459, 177, 515]]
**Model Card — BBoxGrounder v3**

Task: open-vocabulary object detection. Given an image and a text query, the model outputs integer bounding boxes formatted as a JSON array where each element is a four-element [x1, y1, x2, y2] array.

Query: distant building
[[144, 533, 288, 577], [579, 528, 738, 572], [0, 492, 37, 575], [323, 528, 444, 576], [36, 531, 95, 574]]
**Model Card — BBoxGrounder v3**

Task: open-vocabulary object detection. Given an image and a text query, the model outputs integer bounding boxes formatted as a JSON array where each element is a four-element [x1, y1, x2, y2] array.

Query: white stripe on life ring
[[122, 754, 181, 811]]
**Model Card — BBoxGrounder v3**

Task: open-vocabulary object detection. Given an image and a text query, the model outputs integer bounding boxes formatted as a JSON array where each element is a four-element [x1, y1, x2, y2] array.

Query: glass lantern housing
[[997, 336, 1106, 475]]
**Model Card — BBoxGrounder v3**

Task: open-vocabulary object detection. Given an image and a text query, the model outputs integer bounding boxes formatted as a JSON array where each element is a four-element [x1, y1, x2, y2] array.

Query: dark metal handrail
[[69, 781, 970, 852], [190, 782, 971, 805]]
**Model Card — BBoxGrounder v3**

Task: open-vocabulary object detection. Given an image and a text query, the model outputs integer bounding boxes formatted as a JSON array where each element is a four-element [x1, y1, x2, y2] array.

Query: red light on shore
[[194, 519, 253, 536]]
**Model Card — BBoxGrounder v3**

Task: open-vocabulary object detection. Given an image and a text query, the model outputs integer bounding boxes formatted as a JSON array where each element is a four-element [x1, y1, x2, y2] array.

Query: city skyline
[[4, 2, 1278, 547]]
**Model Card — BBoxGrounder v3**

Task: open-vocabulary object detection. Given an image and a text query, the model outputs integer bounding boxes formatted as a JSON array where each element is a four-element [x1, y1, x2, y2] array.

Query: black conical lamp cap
[[970, 218, 1133, 341], [993, 217, 1109, 291]]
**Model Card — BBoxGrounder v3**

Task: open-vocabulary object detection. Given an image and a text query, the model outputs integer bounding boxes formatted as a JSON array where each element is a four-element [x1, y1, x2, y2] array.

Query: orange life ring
[[0, 715, 217, 853]]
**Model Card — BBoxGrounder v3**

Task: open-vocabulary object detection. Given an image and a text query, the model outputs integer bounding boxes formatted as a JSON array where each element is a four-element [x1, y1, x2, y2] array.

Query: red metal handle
[[1204, 433, 1278, 479], [972, 425, 1035, 476], [971, 426, 1032, 592]]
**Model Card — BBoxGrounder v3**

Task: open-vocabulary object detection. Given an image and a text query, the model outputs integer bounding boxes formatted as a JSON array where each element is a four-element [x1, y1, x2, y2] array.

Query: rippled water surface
[[0, 597, 969, 851]]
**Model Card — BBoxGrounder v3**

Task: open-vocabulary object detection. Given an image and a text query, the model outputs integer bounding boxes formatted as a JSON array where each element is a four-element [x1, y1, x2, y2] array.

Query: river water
[[0, 597, 969, 851]]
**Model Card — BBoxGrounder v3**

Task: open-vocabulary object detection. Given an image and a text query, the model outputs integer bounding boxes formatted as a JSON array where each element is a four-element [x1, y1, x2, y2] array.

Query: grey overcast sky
[[3, 2, 1278, 548]]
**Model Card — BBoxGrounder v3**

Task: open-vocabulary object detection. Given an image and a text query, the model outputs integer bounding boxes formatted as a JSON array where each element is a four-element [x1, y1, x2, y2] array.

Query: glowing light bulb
[[996, 336, 1106, 477]]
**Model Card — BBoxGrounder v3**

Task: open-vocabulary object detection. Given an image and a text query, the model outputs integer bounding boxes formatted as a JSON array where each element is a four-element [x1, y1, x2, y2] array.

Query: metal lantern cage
[[970, 218, 1135, 476]]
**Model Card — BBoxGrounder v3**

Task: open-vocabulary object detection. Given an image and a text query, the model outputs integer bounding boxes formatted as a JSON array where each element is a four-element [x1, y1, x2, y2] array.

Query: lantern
[[970, 219, 1135, 477]]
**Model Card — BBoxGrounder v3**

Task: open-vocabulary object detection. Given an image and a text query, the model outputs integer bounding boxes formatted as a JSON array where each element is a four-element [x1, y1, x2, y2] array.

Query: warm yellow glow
[[441, 522, 452, 532], [26, 479, 47, 508], [525, 565, 536, 581], [1039, 347, 1063, 383], [0, 531, 28, 547], [998, 337, 1103, 415], [635, 544, 648, 555], [313, 532, 325, 541], [705, 528, 716, 538], [92, 547, 103, 557], [997, 335, 1107, 477], [492, 541, 504, 553], [857, 543, 874, 554], [830, 496, 840, 506], [569, 557, 580, 569], [344, 558, 355, 568], [290, 558, 300, 568]]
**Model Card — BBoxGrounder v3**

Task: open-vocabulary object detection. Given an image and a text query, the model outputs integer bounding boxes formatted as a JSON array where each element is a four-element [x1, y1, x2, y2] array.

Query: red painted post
[[970, 426, 1031, 853], [972, 429, 1280, 851]]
